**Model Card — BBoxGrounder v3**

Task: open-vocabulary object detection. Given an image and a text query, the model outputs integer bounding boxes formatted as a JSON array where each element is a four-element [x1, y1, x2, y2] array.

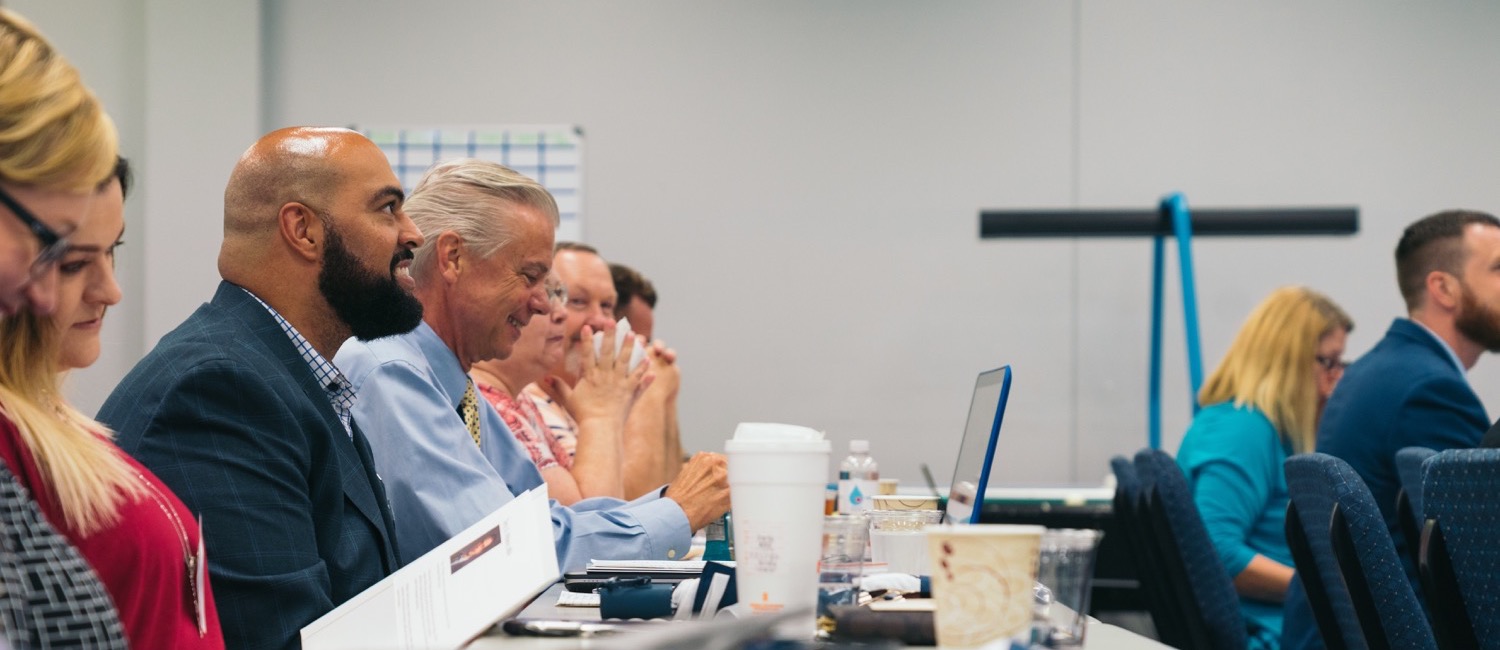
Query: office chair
[[1134, 449, 1247, 650], [1110, 456, 1186, 648], [1284, 454, 1434, 650], [1284, 453, 1367, 650], [1394, 446, 1436, 572], [1419, 449, 1497, 650]]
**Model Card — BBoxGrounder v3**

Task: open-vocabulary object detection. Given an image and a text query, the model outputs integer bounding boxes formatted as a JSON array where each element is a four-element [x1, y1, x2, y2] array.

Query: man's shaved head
[[222, 127, 357, 241]]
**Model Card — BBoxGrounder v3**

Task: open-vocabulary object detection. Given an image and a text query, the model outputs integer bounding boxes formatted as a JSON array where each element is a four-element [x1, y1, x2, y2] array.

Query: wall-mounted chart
[[360, 125, 584, 242]]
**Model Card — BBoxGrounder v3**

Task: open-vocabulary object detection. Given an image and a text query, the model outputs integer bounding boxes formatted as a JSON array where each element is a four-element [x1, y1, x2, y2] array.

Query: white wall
[[9, 0, 147, 418], [18, 1, 1500, 488], [12, 0, 261, 415]]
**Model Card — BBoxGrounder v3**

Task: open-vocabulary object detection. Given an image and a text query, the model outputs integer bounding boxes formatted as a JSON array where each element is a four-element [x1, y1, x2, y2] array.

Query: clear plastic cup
[[1036, 528, 1104, 645], [866, 509, 942, 575], [818, 515, 866, 617]]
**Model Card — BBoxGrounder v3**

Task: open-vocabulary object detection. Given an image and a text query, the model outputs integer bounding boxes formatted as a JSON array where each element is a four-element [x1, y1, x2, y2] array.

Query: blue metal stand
[[1147, 193, 1205, 449], [978, 197, 1357, 450]]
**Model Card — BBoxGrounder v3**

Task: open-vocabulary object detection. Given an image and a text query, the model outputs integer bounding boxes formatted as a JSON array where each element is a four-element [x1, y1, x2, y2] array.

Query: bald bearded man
[[98, 127, 424, 650]]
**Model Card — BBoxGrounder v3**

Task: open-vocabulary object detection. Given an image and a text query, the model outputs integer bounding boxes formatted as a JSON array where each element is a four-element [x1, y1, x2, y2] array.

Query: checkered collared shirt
[[245, 290, 356, 439]]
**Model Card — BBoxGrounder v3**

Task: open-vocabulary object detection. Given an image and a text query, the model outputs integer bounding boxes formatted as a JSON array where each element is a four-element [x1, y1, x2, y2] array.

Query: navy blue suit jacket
[[1283, 317, 1486, 650], [98, 282, 399, 650]]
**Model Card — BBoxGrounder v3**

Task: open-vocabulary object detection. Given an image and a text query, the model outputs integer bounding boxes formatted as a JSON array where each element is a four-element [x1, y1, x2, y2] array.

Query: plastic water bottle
[[704, 512, 732, 561], [837, 440, 879, 514]]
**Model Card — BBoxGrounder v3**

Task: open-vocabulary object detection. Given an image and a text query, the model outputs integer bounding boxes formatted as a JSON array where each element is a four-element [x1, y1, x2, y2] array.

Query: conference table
[[460, 484, 1166, 648], [464, 583, 1170, 649]]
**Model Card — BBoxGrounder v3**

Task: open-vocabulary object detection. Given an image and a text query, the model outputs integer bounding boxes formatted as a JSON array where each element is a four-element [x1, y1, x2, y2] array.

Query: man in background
[[609, 261, 685, 480], [1281, 209, 1497, 650], [548, 245, 683, 497], [611, 262, 656, 340]]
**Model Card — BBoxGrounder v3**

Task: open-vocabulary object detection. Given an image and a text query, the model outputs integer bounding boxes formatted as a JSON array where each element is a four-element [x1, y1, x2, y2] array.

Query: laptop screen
[[943, 366, 1013, 524]]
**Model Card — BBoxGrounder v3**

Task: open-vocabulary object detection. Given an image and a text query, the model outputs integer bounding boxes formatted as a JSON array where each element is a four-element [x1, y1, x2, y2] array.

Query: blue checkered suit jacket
[[99, 282, 399, 650]]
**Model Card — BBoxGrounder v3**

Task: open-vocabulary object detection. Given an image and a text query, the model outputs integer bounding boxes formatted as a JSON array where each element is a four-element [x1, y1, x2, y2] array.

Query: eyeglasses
[[0, 184, 70, 281], [1314, 356, 1347, 372], [545, 278, 567, 309]]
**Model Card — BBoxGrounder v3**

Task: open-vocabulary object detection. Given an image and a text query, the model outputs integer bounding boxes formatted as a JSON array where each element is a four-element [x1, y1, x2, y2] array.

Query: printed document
[[302, 488, 558, 649]]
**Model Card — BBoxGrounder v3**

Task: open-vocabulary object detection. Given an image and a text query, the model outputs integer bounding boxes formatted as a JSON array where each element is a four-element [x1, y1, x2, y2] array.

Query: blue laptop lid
[[944, 366, 1013, 524]]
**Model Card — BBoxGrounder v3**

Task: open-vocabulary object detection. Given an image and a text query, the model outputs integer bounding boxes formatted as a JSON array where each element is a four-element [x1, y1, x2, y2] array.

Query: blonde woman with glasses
[[0, 8, 130, 648], [1175, 286, 1352, 650], [469, 273, 651, 505], [0, 10, 116, 317]]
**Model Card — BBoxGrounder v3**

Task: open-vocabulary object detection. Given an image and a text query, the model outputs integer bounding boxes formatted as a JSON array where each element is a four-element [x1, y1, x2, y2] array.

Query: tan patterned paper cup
[[926, 524, 1045, 648], [871, 494, 940, 511]]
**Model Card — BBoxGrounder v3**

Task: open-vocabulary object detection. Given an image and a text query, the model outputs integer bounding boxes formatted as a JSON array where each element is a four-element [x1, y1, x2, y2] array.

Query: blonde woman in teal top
[[1177, 286, 1352, 649]]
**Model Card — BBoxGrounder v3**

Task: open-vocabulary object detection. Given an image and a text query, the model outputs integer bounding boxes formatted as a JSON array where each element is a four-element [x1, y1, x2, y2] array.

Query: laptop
[[943, 365, 1013, 525]]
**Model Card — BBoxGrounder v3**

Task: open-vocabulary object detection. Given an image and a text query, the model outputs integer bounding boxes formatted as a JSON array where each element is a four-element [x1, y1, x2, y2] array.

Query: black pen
[[500, 619, 625, 638]]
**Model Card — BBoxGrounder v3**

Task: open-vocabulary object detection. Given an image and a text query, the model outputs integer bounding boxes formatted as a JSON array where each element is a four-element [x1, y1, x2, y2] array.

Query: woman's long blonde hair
[[0, 8, 118, 191], [0, 312, 141, 536], [1198, 286, 1353, 454], [0, 9, 131, 535]]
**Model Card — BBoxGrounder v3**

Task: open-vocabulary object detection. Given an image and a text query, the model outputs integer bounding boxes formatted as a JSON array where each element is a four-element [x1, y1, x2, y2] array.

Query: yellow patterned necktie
[[460, 379, 482, 448]]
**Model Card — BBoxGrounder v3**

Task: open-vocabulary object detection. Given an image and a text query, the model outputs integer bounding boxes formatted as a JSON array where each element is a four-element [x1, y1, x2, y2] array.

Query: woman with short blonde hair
[[1177, 286, 1353, 648], [1197, 286, 1354, 454]]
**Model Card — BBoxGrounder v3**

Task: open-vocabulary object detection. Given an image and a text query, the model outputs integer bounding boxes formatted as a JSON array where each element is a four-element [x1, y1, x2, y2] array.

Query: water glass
[[1036, 528, 1104, 645], [818, 514, 866, 617]]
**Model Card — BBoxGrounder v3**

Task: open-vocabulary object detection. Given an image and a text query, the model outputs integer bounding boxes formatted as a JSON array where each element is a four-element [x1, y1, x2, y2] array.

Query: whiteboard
[[360, 125, 583, 242]]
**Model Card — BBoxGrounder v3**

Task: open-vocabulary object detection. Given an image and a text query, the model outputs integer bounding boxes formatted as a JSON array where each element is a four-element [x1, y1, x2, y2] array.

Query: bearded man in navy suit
[[1282, 210, 1500, 650], [98, 127, 425, 650]]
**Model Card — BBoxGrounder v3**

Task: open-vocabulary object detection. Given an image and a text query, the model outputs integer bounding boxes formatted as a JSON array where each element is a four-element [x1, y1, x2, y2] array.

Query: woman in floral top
[[469, 274, 648, 505]]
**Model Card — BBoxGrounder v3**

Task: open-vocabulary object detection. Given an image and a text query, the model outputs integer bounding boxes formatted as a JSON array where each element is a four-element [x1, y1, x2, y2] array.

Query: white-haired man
[[335, 159, 730, 570]]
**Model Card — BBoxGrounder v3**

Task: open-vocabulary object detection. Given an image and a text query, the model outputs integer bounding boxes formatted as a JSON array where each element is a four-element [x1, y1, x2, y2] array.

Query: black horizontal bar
[[979, 207, 1358, 238]]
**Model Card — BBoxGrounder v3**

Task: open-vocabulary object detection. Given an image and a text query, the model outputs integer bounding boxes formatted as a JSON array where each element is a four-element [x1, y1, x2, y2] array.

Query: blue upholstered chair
[[1134, 449, 1248, 650], [1284, 454, 1367, 650], [1419, 448, 1500, 650], [1394, 446, 1436, 571], [1284, 453, 1435, 650], [1110, 456, 1185, 647]]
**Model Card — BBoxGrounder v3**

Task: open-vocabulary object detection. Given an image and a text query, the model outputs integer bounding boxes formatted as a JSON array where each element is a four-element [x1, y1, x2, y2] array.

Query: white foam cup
[[724, 423, 831, 639]]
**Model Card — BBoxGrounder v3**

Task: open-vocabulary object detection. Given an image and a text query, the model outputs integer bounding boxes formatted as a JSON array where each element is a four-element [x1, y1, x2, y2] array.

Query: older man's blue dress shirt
[[335, 322, 691, 570]]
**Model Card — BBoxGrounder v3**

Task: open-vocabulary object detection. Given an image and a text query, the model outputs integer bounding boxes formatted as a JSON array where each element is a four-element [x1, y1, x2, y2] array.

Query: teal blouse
[[1176, 402, 1294, 642]]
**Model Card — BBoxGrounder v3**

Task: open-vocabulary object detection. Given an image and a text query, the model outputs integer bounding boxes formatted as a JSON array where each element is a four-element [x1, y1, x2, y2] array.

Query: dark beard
[[1455, 282, 1500, 352], [317, 225, 423, 341]]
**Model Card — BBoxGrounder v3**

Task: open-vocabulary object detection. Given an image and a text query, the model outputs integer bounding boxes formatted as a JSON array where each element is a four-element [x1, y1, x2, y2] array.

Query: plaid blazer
[[100, 282, 399, 650]]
